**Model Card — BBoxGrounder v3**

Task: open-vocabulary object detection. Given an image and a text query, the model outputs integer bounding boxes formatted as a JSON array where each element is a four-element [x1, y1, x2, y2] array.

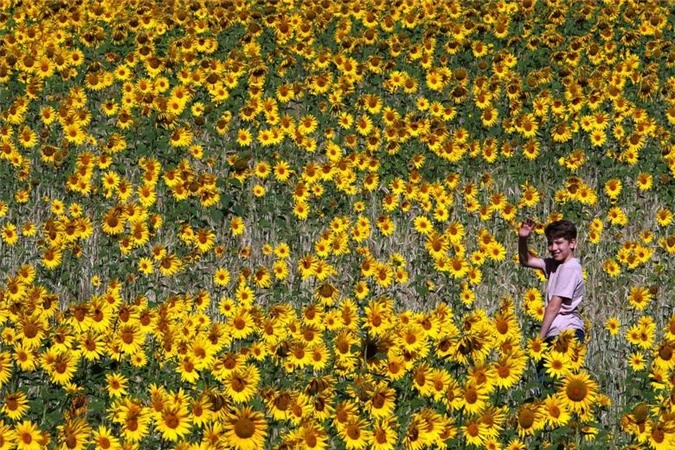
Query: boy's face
[[547, 236, 576, 262]]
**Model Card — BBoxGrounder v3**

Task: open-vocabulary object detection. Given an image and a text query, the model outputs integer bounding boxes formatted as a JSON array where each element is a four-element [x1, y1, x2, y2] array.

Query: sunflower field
[[0, 0, 675, 448]]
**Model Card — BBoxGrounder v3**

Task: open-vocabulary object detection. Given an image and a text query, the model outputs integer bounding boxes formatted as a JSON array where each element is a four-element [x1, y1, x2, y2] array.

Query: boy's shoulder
[[544, 257, 582, 275], [566, 257, 582, 270]]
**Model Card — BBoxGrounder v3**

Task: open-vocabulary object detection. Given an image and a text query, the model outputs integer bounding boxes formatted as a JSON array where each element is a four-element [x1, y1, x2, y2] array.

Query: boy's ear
[[570, 238, 577, 250]]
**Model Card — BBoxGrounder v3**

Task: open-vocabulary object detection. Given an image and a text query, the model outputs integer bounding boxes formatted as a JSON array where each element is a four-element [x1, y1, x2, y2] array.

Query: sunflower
[[223, 406, 268, 450], [459, 382, 490, 415], [192, 228, 215, 253], [515, 402, 545, 437], [136, 257, 153, 276], [398, 322, 427, 355], [411, 215, 432, 235], [626, 319, 657, 349], [56, 417, 91, 450], [233, 281, 255, 305], [297, 114, 318, 135], [461, 416, 489, 446], [4, 275, 27, 301], [607, 206, 629, 226], [116, 323, 144, 355], [14, 343, 38, 372], [213, 267, 231, 286], [365, 383, 397, 419], [372, 263, 393, 288], [604, 317, 621, 336], [493, 351, 526, 388], [115, 399, 151, 443], [155, 404, 192, 442], [291, 421, 329, 450], [542, 351, 572, 379], [521, 139, 540, 160], [0, 222, 20, 246], [339, 417, 373, 450], [265, 389, 299, 422], [14, 420, 43, 450], [63, 123, 87, 145], [632, 172, 654, 193], [443, 255, 467, 279], [656, 207, 673, 227], [2, 391, 29, 420], [468, 363, 498, 395], [402, 413, 438, 449], [557, 371, 599, 414], [481, 106, 499, 128], [78, 332, 105, 362], [101, 208, 125, 235], [647, 422, 675, 450], [92, 425, 121, 450], [158, 254, 182, 276], [601, 258, 621, 277], [224, 365, 260, 403], [484, 240, 506, 261], [44, 347, 79, 385], [474, 406, 504, 441], [653, 339, 675, 370], [169, 127, 193, 147], [627, 286, 652, 311], [541, 395, 571, 427], [106, 372, 128, 397], [17, 126, 37, 148]]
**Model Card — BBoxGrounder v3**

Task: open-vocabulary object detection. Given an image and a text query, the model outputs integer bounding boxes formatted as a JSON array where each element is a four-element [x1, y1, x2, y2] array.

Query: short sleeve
[[549, 266, 578, 300]]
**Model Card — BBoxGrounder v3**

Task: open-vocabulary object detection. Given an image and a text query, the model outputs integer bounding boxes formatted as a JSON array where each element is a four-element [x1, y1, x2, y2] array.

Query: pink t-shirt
[[544, 257, 584, 338]]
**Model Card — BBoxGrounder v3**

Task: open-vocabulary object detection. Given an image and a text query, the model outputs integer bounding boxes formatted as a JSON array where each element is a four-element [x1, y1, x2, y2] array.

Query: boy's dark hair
[[544, 219, 577, 242]]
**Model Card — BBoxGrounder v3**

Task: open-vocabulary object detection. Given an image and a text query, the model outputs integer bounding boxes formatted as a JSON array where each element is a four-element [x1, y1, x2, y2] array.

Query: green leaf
[[414, 275, 429, 296], [89, 396, 107, 414]]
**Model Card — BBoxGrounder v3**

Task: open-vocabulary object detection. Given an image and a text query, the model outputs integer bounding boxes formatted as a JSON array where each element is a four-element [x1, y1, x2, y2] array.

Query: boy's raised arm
[[518, 219, 546, 271]]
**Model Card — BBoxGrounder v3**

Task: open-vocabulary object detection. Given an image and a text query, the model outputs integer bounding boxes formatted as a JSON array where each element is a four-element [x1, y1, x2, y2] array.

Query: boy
[[518, 218, 585, 343]]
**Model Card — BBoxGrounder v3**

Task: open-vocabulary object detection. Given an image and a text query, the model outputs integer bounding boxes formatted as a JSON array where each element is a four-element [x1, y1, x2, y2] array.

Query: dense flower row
[[0, 268, 632, 448]]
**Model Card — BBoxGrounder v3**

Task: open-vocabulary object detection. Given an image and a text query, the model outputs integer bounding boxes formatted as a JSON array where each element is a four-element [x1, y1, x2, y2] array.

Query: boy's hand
[[518, 218, 536, 238]]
